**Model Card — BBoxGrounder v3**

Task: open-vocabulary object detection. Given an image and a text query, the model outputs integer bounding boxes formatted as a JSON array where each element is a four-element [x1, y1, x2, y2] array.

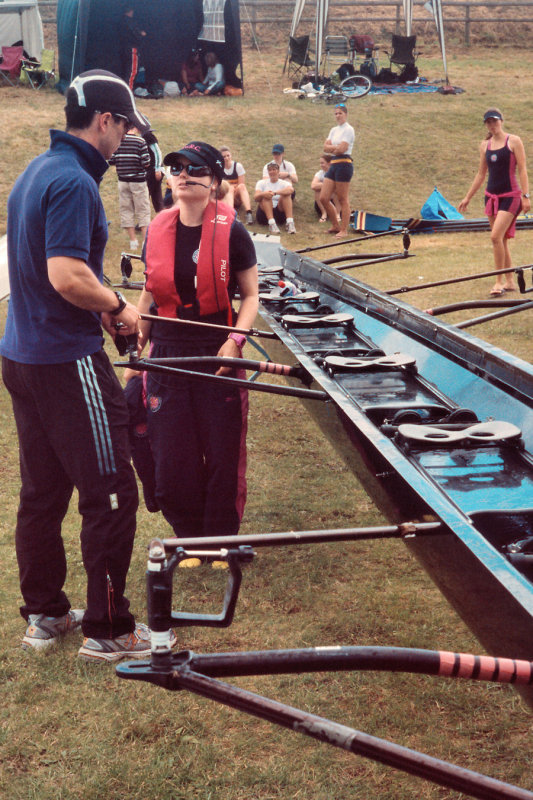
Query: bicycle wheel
[[339, 74, 372, 98], [325, 92, 347, 104]]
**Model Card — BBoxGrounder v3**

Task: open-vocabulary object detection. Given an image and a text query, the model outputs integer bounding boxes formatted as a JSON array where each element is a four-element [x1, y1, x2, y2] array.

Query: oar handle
[[144, 356, 305, 378]]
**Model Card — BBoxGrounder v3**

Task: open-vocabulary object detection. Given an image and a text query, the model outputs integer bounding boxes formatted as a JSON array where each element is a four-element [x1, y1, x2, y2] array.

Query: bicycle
[[308, 73, 372, 103]]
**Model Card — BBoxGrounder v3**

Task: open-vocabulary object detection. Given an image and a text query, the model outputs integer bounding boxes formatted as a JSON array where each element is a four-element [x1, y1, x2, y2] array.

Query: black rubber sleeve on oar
[[114, 359, 328, 401], [169, 646, 533, 686]]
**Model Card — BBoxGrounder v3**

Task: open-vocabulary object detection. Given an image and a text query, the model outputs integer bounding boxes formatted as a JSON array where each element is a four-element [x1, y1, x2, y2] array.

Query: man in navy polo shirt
[[0, 71, 173, 662]]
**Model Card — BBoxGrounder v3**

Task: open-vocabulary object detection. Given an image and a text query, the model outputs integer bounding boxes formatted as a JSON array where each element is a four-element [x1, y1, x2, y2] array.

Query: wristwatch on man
[[109, 290, 127, 316], [523, 193, 530, 199], [228, 332, 247, 350]]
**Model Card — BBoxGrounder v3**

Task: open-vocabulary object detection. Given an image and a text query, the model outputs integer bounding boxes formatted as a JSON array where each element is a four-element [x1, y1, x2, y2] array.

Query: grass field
[[1, 42, 533, 800]]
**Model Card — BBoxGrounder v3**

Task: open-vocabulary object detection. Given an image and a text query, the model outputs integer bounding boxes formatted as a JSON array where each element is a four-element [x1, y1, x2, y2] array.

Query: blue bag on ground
[[421, 187, 464, 221], [350, 211, 392, 232]]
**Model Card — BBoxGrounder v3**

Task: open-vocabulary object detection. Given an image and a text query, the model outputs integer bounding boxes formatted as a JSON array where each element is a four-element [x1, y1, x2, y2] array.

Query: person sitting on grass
[[254, 161, 296, 235], [311, 153, 341, 223], [194, 52, 225, 96], [220, 145, 254, 225], [180, 49, 203, 95], [262, 143, 298, 192]]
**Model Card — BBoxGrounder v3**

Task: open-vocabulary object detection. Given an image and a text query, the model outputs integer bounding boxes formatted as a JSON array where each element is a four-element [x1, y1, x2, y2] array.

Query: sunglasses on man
[[169, 162, 213, 178]]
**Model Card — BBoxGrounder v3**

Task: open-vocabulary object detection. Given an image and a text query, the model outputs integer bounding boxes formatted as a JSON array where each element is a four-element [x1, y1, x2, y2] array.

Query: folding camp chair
[[323, 35, 350, 76], [20, 49, 56, 89], [384, 34, 419, 78], [0, 46, 24, 86], [286, 35, 314, 81]]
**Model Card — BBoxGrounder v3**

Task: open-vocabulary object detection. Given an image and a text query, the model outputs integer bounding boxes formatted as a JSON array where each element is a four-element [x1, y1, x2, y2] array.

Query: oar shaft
[[334, 252, 413, 271], [140, 312, 277, 339], [294, 227, 401, 254], [388, 263, 533, 296], [456, 299, 533, 329], [167, 670, 533, 800], [161, 522, 443, 550], [427, 299, 527, 316], [323, 252, 399, 264], [116, 360, 327, 401]]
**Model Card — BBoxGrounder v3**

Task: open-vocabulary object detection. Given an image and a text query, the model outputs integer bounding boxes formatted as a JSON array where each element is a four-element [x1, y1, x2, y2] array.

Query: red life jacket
[[145, 201, 236, 321]]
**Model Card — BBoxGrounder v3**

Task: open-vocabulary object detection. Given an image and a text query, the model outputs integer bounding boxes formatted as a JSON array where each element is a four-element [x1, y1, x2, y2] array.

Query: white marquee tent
[[289, 0, 449, 83], [0, 0, 44, 60]]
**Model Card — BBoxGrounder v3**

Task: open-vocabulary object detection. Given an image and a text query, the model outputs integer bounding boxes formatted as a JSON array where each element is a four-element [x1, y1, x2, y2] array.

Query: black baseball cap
[[483, 108, 503, 122], [163, 141, 225, 181], [66, 70, 147, 129]]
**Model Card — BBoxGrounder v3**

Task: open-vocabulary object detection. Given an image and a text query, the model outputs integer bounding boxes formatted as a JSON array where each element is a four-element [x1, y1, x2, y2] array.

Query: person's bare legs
[[334, 181, 351, 238], [258, 198, 274, 222], [489, 210, 516, 293], [320, 177, 340, 233], [277, 195, 293, 219], [314, 188, 328, 221], [235, 184, 252, 214]]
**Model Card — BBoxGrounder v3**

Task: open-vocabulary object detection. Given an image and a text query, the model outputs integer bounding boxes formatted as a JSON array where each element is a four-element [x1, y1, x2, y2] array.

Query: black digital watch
[[110, 290, 127, 316]]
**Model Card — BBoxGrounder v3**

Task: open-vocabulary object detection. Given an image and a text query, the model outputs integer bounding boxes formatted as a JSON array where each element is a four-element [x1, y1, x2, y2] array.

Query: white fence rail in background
[[38, 1, 533, 47]]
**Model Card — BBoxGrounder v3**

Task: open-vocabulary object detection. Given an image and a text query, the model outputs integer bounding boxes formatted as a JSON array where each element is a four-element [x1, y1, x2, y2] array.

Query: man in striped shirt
[[108, 126, 151, 250]]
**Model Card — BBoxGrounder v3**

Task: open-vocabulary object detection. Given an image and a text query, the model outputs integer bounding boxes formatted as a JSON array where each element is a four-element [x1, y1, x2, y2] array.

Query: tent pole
[[70, 0, 81, 82]]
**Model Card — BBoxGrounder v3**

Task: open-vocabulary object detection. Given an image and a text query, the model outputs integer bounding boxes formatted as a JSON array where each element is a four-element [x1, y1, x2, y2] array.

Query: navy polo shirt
[[0, 130, 109, 364]]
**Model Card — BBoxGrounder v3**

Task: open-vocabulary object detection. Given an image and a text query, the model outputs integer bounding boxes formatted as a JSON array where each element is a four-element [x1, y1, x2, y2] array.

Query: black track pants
[[2, 351, 138, 639]]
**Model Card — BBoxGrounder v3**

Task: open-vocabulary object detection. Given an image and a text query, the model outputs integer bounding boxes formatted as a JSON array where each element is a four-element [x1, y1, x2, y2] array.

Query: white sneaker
[[286, 220, 296, 234], [268, 221, 280, 234], [129, 240, 138, 251]]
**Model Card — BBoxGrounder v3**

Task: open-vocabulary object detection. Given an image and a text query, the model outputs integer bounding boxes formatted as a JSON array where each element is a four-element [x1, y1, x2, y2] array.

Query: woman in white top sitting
[[195, 52, 225, 96], [320, 103, 355, 238]]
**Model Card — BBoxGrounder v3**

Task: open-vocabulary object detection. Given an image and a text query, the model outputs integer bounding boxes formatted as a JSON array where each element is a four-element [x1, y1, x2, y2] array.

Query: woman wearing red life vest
[[135, 142, 258, 559]]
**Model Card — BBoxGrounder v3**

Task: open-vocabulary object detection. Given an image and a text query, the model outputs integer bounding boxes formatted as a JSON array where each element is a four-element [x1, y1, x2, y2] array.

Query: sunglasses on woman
[[169, 162, 213, 178]]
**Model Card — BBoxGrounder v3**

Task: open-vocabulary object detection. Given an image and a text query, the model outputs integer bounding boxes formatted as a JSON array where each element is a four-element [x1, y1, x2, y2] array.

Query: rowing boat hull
[[255, 240, 533, 707]]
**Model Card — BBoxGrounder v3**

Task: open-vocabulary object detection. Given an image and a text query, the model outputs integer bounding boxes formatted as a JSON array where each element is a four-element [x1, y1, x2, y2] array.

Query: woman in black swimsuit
[[459, 108, 530, 295]]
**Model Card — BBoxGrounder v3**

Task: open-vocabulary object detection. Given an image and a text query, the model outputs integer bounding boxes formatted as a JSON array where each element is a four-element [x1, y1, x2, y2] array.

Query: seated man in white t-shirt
[[262, 143, 298, 194], [220, 145, 254, 225], [254, 161, 296, 234]]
